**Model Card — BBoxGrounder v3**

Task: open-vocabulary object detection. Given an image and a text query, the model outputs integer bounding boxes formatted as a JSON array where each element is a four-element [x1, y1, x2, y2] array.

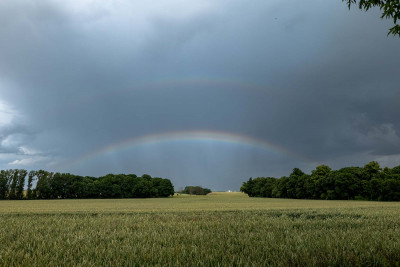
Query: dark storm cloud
[[0, 0, 399, 189]]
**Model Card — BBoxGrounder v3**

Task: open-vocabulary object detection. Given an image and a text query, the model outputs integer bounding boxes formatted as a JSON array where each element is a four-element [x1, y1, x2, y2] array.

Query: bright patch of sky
[[0, 99, 16, 126]]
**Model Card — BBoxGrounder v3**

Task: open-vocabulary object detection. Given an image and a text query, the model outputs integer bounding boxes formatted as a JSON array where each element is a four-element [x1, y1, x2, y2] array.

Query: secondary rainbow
[[68, 130, 312, 167]]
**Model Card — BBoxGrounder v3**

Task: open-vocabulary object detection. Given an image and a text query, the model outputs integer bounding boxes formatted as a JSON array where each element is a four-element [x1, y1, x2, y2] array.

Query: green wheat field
[[1, 192, 400, 266]]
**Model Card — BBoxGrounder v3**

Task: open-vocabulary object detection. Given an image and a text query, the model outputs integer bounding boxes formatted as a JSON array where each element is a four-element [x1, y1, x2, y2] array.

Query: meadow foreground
[[1, 193, 400, 266]]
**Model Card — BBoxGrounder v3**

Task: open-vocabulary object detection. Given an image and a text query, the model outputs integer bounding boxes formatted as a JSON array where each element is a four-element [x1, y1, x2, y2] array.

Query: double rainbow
[[68, 130, 312, 167]]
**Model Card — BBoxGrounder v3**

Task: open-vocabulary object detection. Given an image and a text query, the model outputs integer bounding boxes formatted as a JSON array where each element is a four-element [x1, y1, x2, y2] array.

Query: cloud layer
[[0, 0, 399, 190]]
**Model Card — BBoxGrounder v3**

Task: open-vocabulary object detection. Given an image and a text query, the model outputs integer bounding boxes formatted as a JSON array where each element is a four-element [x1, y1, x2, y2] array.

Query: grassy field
[[1, 193, 400, 266]]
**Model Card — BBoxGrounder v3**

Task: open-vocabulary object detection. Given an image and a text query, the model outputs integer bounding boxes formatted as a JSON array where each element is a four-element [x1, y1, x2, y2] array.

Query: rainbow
[[68, 130, 313, 167], [136, 76, 272, 92]]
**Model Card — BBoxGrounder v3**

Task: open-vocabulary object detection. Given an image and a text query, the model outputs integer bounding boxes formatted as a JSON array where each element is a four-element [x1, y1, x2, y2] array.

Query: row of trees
[[0, 170, 174, 199], [240, 162, 400, 201], [181, 186, 212, 195]]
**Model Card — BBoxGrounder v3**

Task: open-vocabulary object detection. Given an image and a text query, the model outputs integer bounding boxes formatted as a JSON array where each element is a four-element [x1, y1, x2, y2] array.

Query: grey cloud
[[0, 124, 34, 153]]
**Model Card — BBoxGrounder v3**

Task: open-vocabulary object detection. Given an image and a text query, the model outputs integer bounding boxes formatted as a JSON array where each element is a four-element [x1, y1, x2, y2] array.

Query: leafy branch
[[343, 0, 400, 36]]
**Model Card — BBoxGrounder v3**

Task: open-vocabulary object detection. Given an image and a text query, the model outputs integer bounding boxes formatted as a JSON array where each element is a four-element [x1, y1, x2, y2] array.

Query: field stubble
[[0, 192, 400, 266]]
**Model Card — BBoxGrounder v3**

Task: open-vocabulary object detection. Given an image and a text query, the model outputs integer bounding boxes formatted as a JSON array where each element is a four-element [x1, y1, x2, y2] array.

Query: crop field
[[1, 193, 400, 266]]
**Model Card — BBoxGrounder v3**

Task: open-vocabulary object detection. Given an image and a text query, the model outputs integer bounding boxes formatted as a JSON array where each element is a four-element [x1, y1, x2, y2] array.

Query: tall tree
[[27, 171, 36, 199], [364, 161, 381, 179], [0, 170, 9, 199], [35, 170, 53, 199], [16, 169, 27, 199], [9, 170, 18, 200]]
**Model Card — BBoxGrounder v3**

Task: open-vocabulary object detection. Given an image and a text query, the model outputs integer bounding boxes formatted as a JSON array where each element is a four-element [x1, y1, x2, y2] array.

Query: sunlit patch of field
[[1, 193, 400, 266]]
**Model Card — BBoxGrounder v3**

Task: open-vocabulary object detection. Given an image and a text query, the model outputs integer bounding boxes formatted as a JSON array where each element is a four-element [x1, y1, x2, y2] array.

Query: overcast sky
[[0, 0, 399, 190]]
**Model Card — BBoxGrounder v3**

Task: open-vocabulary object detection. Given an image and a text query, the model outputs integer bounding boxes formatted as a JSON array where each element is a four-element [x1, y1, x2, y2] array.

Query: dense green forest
[[241, 161, 400, 201], [0, 170, 174, 199], [181, 186, 212, 195]]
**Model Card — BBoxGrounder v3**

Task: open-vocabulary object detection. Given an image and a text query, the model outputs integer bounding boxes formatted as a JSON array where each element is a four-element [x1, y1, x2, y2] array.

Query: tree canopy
[[181, 186, 212, 195], [0, 170, 175, 200], [343, 0, 400, 36], [241, 161, 400, 201]]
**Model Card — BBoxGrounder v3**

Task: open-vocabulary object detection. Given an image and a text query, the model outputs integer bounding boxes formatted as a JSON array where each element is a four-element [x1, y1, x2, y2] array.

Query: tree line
[[240, 161, 400, 201], [181, 186, 212, 195], [0, 170, 174, 199]]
